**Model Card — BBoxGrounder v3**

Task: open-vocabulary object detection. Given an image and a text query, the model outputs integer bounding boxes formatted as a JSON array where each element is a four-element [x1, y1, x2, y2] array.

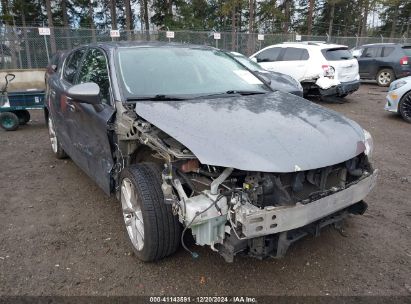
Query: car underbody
[[113, 103, 377, 261]]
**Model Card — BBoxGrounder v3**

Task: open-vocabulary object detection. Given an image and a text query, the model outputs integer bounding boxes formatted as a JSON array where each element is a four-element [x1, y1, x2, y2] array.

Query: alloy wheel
[[121, 178, 145, 251]]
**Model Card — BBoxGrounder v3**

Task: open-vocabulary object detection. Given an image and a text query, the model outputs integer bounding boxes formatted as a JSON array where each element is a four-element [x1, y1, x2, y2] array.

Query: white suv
[[250, 42, 360, 97]]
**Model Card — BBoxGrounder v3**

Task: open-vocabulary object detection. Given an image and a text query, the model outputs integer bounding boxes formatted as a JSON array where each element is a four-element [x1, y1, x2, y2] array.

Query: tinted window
[[282, 47, 309, 61], [63, 49, 85, 83], [382, 47, 395, 57], [77, 48, 111, 104], [361, 47, 382, 58], [322, 48, 353, 60], [402, 47, 411, 56], [256, 47, 282, 62]]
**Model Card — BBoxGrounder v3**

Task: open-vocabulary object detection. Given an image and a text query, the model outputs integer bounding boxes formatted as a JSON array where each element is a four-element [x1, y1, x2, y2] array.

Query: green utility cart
[[0, 73, 45, 131]]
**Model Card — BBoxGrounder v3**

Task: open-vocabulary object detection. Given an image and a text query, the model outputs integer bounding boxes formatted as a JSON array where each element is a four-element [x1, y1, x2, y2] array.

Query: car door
[[49, 48, 86, 156], [358, 47, 381, 78], [252, 47, 284, 71], [276, 47, 309, 81], [66, 47, 116, 195]]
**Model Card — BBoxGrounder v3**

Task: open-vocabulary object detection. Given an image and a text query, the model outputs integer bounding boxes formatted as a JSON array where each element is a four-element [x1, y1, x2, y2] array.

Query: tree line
[[0, 0, 410, 38]]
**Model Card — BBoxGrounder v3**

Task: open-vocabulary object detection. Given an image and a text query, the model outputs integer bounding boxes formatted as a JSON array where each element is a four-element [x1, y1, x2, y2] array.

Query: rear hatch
[[321, 47, 359, 83]]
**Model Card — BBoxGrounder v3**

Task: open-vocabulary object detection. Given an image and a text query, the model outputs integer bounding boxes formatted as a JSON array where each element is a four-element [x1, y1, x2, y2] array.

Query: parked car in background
[[385, 76, 411, 123], [352, 43, 411, 87], [250, 42, 360, 98], [45, 42, 377, 263], [226, 51, 303, 97]]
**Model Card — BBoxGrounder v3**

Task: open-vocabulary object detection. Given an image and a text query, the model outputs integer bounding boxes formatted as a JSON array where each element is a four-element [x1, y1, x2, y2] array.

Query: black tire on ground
[[15, 110, 31, 125], [0, 111, 19, 131], [399, 91, 411, 123], [376, 69, 395, 87], [120, 163, 181, 262], [47, 117, 67, 159], [339, 93, 348, 98]]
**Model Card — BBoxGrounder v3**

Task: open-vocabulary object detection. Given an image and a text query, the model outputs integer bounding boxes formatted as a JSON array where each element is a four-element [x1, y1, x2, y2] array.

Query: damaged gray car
[[45, 42, 378, 262]]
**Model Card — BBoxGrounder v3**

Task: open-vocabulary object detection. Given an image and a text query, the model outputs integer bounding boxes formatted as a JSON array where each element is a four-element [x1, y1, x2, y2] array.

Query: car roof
[[78, 41, 217, 52], [267, 42, 348, 50]]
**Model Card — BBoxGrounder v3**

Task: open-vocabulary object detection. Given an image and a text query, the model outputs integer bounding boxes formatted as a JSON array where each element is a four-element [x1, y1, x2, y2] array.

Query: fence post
[[380, 34, 384, 43], [355, 34, 358, 47]]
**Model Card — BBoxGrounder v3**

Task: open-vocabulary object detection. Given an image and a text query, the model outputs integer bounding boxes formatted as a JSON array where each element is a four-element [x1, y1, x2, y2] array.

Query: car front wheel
[[120, 163, 181, 262], [48, 117, 67, 159], [399, 91, 411, 123]]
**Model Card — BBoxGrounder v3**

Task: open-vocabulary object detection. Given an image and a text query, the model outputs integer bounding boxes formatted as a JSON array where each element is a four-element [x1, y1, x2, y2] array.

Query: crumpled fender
[[315, 77, 341, 90]]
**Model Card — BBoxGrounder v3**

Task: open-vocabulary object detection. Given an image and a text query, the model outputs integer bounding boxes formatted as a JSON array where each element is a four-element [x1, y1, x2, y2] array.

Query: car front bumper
[[319, 80, 360, 97], [385, 90, 401, 113], [236, 169, 378, 239]]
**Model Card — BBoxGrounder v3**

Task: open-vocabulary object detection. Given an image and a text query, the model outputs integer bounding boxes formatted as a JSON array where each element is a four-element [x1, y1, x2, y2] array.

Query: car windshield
[[117, 47, 270, 99], [231, 53, 264, 72]]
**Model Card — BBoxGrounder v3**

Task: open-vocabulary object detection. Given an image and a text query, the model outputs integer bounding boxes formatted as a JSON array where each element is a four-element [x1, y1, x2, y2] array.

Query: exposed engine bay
[[116, 111, 378, 262]]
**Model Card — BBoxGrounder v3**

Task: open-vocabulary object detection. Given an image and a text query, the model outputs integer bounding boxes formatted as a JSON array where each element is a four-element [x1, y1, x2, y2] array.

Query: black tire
[[120, 163, 181, 262], [47, 116, 67, 159], [376, 69, 395, 87], [15, 110, 30, 125], [0, 112, 19, 131], [399, 91, 411, 123], [339, 93, 348, 98]]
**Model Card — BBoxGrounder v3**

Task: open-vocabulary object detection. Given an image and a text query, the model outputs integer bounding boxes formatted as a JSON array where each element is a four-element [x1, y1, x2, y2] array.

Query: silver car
[[385, 76, 411, 123]]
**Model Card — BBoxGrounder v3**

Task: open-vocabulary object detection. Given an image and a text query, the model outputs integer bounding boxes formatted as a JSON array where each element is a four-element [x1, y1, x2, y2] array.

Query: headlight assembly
[[363, 129, 374, 160], [389, 80, 406, 91]]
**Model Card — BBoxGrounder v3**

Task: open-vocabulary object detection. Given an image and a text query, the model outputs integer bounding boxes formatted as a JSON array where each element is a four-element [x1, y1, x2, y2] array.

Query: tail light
[[322, 65, 335, 78], [400, 56, 408, 65]]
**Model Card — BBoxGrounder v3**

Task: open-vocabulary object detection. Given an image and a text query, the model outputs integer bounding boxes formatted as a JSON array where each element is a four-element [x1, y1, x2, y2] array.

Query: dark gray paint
[[135, 91, 366, 172]]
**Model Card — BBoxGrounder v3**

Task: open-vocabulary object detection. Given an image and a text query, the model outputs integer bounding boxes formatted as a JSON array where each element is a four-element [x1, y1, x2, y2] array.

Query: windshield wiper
[[194, 90, 267, 99], [126, 94, 188, 101]]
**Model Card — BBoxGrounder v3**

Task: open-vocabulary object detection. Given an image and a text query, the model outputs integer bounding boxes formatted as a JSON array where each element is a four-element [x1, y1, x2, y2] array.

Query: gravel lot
[[0, 83, 410, 296]]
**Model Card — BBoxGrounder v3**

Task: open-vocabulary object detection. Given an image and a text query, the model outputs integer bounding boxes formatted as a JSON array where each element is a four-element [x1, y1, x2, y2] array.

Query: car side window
[[256, 47, 282, 62], [382, 47, 395, 57], [63, 49, 85, 83], [361, 47, 381, 58], [77, 48, 111, 105], [282, 47, 309, 61]]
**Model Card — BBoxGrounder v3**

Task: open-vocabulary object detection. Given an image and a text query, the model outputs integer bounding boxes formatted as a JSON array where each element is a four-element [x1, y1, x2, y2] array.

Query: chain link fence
[[1, 25, 410, 70]]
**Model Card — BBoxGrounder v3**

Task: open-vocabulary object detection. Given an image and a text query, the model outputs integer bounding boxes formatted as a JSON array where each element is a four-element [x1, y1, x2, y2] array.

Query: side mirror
[[67, 82, 101, 105], [51, 64, 57, 72], [250, 57, 258, 63]]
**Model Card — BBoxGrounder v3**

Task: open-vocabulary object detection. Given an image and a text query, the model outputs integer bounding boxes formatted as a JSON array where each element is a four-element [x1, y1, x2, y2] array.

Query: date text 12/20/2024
[[149, 297, 257, 303]]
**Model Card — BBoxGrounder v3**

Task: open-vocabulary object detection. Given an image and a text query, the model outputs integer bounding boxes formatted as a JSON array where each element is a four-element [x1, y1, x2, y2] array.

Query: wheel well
[[43, 107, 49, 125], [376, 66, 394, 76], [129, 144, 164, 167]]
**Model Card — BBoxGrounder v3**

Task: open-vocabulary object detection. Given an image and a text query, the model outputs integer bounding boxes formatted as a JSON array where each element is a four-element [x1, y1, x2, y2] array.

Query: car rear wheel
[[376, 69, 395, 87], [48, 117, 67, 159], [399, 91, 411, 123], [15, 110, 31, 125], [120, 163, 181, 262], [0, 112, 19, 131]]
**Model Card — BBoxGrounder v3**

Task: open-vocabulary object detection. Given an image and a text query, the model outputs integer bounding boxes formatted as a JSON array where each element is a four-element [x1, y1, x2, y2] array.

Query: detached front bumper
[[319, 79, 360, 97], [236, 169, 378, 239]]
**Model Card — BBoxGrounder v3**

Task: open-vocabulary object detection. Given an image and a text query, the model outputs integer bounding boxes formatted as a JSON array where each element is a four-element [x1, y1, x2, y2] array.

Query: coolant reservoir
[[184, 191, 228, 225]]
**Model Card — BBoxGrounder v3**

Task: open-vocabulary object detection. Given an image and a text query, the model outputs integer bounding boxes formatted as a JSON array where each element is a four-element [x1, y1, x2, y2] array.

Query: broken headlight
[[363, 129, 374, 160]]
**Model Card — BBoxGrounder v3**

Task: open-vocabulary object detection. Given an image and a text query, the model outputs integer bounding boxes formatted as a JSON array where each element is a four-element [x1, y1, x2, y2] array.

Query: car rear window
[[402, 47, 411, 56], [322, 48, 353, 60]]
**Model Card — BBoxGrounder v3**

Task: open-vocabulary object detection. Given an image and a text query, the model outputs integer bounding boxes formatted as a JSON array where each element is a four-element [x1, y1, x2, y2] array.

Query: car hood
[[134, 91, 366, 172]]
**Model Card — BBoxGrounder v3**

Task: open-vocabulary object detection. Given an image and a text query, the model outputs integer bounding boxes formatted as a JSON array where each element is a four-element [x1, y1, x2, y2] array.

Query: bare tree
[[45, 0, 57, 54], [307, 0, 314, 37], [88, 0, 96, 43], [124, 0, 132, 40], [61, 0, 72, 49], [109, 0, 117, 30], [283, 0, 291, 34], [327, 0, 336, 40], [361, 0, 369, 37], [247, 0, 255, 55], [141, 0, 150, 40]]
